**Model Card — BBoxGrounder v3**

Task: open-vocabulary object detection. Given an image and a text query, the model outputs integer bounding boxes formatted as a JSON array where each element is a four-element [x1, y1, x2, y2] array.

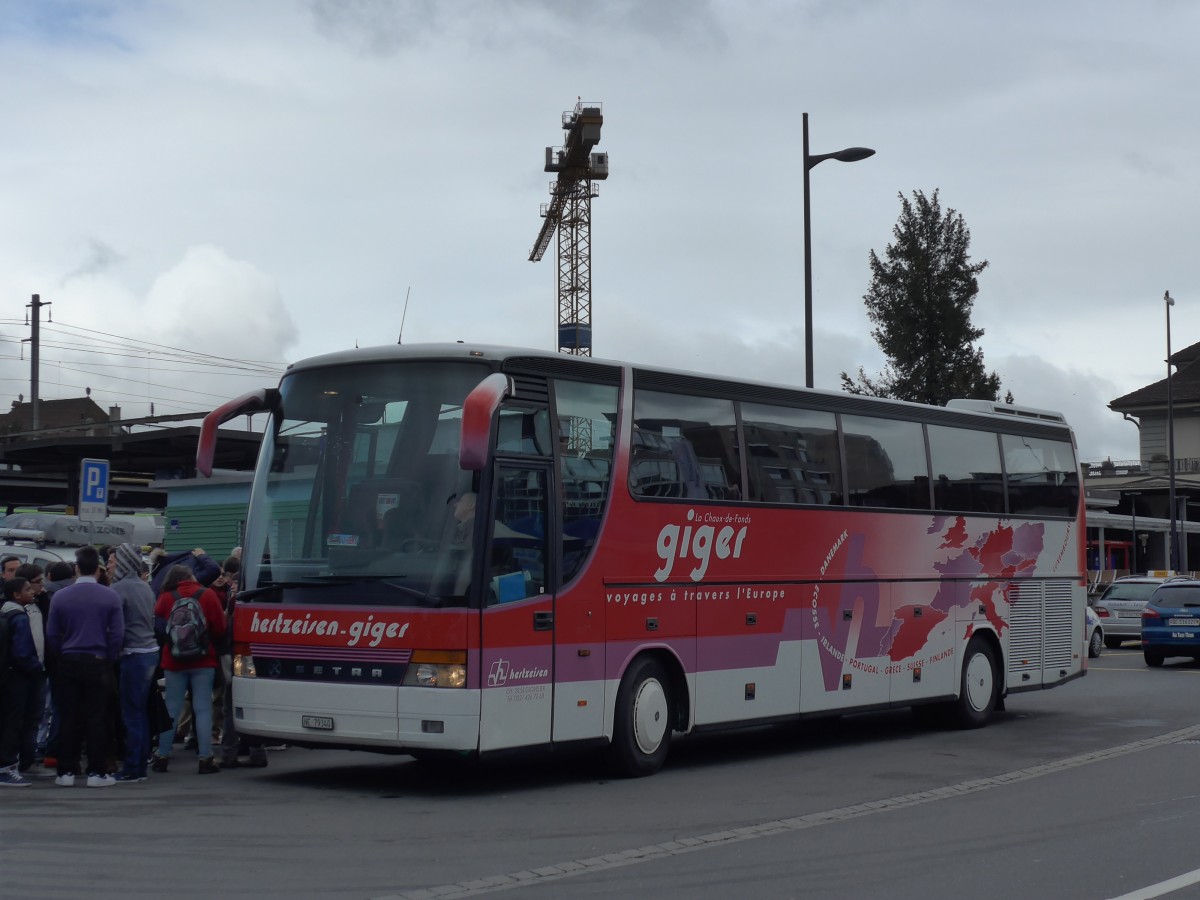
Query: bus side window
[[1003, 434, 1078, 517], [843, 415, 931, 510], [495, 405, 552, 456], [740, 402, 843, 505], [928, 425, 1003, 514], [630, 391, 741, 501]]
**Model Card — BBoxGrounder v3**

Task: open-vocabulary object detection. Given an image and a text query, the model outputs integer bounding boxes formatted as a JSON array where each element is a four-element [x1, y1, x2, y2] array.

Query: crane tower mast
[[529, 101, 608, 356]]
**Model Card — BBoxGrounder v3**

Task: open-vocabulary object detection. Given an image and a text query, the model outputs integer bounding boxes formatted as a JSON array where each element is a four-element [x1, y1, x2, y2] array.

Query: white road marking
[[375, 723, 1200, 900], [1108, 866, 1200, 900]]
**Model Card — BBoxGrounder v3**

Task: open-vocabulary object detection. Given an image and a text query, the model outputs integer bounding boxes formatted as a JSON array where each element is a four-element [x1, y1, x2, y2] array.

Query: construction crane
[[529, 100, 608, 357]]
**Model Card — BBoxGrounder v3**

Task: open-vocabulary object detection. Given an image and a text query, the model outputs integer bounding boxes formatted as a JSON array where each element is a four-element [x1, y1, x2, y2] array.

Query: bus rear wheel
[[610, 657, 672, 777], [949, 638, 999, 729]]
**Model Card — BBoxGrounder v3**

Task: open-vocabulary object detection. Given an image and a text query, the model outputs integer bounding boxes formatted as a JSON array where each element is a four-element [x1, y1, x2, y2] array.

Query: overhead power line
[[0, 309, 287, 414]]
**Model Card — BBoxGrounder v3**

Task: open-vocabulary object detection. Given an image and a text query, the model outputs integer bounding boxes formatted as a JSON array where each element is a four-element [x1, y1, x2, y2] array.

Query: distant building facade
[[1085, 340, 1200, 575], [0, 396, 113, 438]]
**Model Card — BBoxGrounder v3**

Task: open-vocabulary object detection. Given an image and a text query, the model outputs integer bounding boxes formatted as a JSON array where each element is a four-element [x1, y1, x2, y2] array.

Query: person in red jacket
[[151, 565, 226, 775]]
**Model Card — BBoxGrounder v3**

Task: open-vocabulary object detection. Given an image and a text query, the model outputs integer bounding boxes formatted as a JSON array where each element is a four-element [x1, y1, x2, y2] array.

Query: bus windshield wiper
[[234, 585, 284, 602], [301, 573, 409, 582], [249, 575, 437, 606]]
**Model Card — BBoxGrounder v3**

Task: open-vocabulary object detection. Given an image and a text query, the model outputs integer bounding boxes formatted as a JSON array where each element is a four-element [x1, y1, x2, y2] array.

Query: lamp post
[[1127, 491, 1141, 574], [803, 113, 874, 389], [1166, 291, 1179, 572]]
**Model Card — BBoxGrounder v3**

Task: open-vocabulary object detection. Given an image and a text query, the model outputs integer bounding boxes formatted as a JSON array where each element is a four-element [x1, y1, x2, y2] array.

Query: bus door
[[478, 462, 555, 752]]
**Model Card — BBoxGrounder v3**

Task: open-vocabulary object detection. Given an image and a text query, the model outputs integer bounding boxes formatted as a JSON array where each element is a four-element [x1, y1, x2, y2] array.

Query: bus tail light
[[403, 650, 467, 688], [233, 641, 257, 678]]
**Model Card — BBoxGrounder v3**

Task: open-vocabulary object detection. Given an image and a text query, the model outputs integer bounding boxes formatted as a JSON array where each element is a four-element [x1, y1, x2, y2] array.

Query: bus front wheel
[[950, 638, 999, 729], [610, 657, 672, 777]]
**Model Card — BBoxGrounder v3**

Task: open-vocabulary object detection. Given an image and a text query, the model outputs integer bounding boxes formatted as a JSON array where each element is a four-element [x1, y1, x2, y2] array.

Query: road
[[3, 646, 1200, 900]]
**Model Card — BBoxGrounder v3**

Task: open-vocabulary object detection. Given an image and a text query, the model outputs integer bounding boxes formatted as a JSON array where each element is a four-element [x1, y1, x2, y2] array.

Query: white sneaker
[[54, 773, 76, 787], [86, 773, 116, 788]]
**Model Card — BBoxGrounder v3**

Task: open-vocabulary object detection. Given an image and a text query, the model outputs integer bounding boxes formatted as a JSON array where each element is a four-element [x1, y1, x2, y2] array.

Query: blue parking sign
[[79, 458, 109, 523]]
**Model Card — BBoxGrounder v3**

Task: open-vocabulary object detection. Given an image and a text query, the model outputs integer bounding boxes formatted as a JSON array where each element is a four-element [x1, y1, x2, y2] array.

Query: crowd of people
[[0, 540, 266, 787]]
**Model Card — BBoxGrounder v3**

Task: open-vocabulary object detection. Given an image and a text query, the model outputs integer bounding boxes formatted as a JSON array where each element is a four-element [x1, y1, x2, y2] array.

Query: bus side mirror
[[460, 373, 511, 471], [196, 388, 281, 477]]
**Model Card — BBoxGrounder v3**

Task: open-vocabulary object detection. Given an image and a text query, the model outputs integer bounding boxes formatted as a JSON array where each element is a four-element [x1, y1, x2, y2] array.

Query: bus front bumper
[[231, 677, 481, 752]]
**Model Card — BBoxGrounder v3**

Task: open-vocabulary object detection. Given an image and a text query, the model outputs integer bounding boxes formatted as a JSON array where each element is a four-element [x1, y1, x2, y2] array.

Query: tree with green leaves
[[840, 189, 1001, 405]]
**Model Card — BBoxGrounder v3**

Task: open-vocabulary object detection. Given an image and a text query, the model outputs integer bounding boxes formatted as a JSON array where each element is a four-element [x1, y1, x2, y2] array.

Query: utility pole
[[1166, 291, 1179, 572], [25, 293, 50, 431]]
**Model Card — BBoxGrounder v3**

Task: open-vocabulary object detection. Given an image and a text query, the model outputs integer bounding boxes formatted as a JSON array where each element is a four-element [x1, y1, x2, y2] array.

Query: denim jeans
[[42, 673, 60, 758], [0, 669, 45, 769], [158, 667, 216, 759], [119, 653, 158, 777], [35, 679, 51, 753]]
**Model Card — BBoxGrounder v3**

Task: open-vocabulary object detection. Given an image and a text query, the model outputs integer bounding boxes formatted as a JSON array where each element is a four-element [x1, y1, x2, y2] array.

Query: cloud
[[307, 0, 727, 56], [146, 245, 298, 363], [63, 239, 124, 282], [0, 245, 297, 420], [992, 353, 1136, 463], [308, 0, 438, 56], [2, 0, 1197, 468]]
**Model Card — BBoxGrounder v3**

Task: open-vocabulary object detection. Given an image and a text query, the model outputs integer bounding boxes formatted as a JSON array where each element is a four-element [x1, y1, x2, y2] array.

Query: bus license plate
[[1168, 618, 1200, 627], [302, 715, 335, 730]]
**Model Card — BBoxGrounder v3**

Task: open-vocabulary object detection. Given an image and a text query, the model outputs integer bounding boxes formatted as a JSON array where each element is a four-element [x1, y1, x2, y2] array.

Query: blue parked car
[[1141, 580, 1200, 666]]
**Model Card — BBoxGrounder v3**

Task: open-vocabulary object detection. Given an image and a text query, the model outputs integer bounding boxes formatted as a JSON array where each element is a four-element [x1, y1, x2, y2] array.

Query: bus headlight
[[402, 651, 467, 688], [233, 653, 257, 678]]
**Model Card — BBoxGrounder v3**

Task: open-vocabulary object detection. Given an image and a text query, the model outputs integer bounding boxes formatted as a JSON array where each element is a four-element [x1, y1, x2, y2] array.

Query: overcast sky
[[3, 0, 1198, 463]]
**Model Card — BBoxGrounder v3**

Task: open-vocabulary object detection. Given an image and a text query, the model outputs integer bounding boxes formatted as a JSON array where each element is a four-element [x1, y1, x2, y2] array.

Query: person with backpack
[[44, 546, 123, 788], [152, 564, 226, 775], [0, 576, 46, 786]]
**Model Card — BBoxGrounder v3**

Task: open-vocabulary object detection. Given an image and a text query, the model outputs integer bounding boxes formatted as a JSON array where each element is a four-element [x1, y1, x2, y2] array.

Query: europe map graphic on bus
[[808, 516, 1049, 693]]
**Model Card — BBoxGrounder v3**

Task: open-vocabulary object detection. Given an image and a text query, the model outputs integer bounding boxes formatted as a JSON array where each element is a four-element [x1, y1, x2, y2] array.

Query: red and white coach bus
[[197, 343, 1087, 776]]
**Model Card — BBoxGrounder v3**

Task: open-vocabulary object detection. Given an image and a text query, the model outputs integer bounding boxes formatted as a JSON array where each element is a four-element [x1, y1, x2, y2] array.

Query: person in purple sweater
[[45, 546, 123, 788]]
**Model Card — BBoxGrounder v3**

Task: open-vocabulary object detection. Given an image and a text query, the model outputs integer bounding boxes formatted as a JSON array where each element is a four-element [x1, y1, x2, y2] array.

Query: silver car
[[0, 541, 75, 571], [1086, 605, 1104, 658], [1092, 576, 1169, 648]]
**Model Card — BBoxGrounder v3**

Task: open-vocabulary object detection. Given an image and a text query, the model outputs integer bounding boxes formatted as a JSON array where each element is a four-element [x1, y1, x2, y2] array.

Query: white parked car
[[0, 540, 75, 571], [1085, 605, 1104, 658], [1092, 576, 1173, 648]]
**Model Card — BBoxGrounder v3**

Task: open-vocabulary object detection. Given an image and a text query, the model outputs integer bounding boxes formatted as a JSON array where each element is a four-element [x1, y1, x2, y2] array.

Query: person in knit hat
[[107, 543, 158, 782]]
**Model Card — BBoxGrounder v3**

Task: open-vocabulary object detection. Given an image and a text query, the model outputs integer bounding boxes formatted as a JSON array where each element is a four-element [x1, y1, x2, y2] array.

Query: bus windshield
[[242, 360, 490, 606]]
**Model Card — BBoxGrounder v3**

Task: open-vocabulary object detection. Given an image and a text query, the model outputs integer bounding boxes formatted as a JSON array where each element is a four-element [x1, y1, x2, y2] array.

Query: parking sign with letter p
[[79, 458, 109, 523]]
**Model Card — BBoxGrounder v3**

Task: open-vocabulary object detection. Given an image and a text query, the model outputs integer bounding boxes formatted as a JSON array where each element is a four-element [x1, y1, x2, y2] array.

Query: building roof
[[0, 423, 262, 510], [1110, 340, 1200, 411], [0, 397, 111, 435], [0, 426, 261, 476]]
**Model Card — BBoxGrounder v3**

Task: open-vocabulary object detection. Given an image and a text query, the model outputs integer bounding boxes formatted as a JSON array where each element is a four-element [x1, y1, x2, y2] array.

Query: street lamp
[[803, 112, 875, 389], [1166, 291, 1179, 572]]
